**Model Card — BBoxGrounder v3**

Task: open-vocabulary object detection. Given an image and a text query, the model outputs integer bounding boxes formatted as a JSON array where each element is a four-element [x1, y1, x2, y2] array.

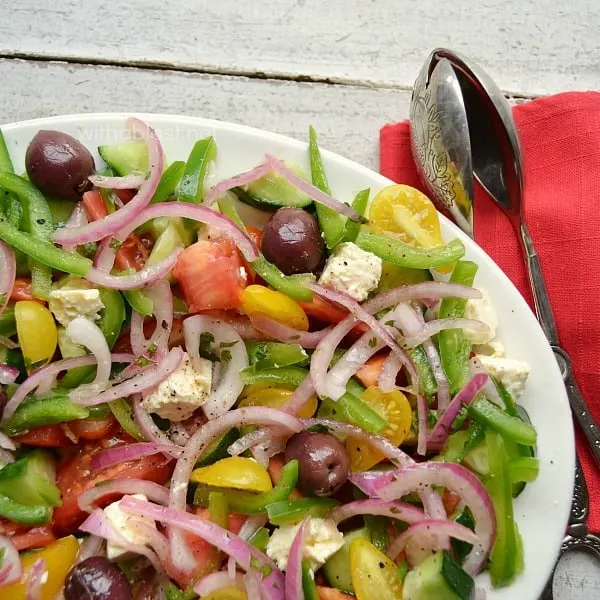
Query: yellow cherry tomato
[[190, 456, 273, 492], [347, 386, 412, 472], [238, 387, 318, 419], [204, 589, 248, 600], [0, 535, 79, 600], [14, 301, 58, 372], [241, 285, 309, 331], [350, 538, 404, 600]]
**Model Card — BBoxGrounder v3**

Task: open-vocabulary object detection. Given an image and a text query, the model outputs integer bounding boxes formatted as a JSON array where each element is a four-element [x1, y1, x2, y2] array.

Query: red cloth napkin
[[380, 91, 600, 530]]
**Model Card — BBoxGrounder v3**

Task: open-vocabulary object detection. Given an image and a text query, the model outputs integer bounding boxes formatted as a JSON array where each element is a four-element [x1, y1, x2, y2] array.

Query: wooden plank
[[1, 0, 598, 96], [0, 58, 408, 170]]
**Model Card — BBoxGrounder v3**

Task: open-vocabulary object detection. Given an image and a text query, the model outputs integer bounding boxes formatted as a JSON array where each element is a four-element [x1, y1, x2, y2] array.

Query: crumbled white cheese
[[463, 287, 498, 344], [141, 351, 212, 422], [477, 355, 531, 400], [318, 242, 382, 302], [104, 494, 157, 560], [266, 517, 344, 571], [473, 340, 505, 358], [48, 288, 104, 327]]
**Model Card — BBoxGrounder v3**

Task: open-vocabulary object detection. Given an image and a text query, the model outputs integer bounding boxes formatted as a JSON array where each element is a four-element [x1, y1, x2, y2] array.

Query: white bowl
[[1, 113, 574, 599]]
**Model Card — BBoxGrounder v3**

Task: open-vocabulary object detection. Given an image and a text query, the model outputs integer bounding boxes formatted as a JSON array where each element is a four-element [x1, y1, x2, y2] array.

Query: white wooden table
[[1, 1, 599, 597]]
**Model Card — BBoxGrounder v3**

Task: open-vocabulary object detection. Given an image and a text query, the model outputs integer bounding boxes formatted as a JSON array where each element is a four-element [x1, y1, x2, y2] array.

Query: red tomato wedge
[[52, 434, 173, 534], [14, 425, 74, 448], [355, 354, 388, 389], [0, 522, 56, 551], [68, 414, 117, 440], [173, 239, 248, 312], [10, 278, 44, 303]]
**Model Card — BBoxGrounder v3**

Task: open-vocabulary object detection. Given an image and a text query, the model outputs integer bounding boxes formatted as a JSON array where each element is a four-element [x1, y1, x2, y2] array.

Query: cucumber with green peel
[[98, 140, 149, 176], [322, 527, 370, 594], [194, 428, 240, 467]]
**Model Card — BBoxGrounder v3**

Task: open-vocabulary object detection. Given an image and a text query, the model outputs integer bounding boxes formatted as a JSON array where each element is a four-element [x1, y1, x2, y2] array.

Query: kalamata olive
[[26, 130, 95, 201], [285, 431, 350, 496], [64, 556, 131, 600], [0, 388, 6, 419], [261, 207, 325, 275]]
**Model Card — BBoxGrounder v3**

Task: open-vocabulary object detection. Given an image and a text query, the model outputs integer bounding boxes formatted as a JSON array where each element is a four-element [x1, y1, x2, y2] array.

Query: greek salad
[[0, 118, 538, 600]]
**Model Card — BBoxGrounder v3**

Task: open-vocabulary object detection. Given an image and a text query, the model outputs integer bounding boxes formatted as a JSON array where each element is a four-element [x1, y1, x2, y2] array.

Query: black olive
[[64, 556, 131, 600]]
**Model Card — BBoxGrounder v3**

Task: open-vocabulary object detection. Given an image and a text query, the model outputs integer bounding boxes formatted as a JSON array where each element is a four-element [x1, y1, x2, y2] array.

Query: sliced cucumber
[[195, 428, 240, 467], [246, 341, 309, 370], [98, 140, 149, 176], [233, 164, 312, 211], [402, 551, 474, 600], [322, 527, 369, 594]]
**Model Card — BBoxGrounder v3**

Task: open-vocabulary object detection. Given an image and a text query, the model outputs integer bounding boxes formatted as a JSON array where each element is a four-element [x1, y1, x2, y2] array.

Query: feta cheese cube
[[477, 355, 531, 400], [318, 242, 382, 302], [464, 287, 498, 344], [48, 288, 104, 327], [141, 351, 212, 422], [266, 517, 344, 571], [104, 494, 157, 560], [473, 340, 505, 358]]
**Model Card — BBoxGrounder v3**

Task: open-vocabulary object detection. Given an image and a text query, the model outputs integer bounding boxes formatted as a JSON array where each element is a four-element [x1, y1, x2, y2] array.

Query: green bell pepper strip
[[509, 456, 539, 485], [3, 394, 90, 434], [0, 495, 52, 525], [0, 130, 14, 173], [0, 303, 16, 337], [246, 341, 309, 370], [365, 514, 390, 552], [438, 260, 478, 394], [61, 288, 126, 388], [194, 460, 299, 514], [109, 398, 145, 441], [409, 345, 437, 399], [302, 560, 320, 600], [208, 491, 229, 529], [0, 215, 92, 276], [266, 497, 339, 526], [469, 397, 537, 446], [249, 527, 270, 552], [218, 196, 314, 302], [165, 584, 196, 600], [309, 126, 346, 250], [240, 366, 308, 390], [150, 160, 186, 204], [123, 287, 154, 317], [486, 430, 522, 587], [0, 172, 55, 299], [342, 188, 370, 244], [355, 226, 465, 269], [178, 137, 217, 204], [318, 393, 387, 435], [4, 195, 22, 229]]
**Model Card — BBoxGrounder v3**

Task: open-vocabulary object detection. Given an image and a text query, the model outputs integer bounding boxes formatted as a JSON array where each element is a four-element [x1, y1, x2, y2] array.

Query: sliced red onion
[[308, 284, 416, 387], [133, 396, 173, 445], [0, 240, 16, 318], [387, 519, 479, 563], [66, 317, 112, 399], [329, 499, 425, 526], [368, 462, 496, 575], [129, 311, 147, 357], [0, 449, 15, 465], [227, 515, 267, 580], [168, 407, 303, 573], [204, 162, 272, 206], [378, 353, 403, 393], [228, 427, 278, 457], [94, 202, 259, 274], [79, 508, 162, 572], [2, 353, 134, 424], [0, 336, 19, 350], [120, 496, 285, 600], [0, 535, 22, 585], [93, 236, 114, 271], [429, 373, 489, 451], [91, 442, 182, 470], [248, 313, 331, 349], [78, 478, 170, 513], [86, 248, 182, 290], [61, 202, 89, 254], [76, 534, 104, 563], [75, 347, 184, 406], [285, 518, 308, 600], [264, 154, 361, 221], [280, 374, 316, 417], [202, 311, 270, 341], [0, 364, 19, 385], [25, 557, 46, 600], [469, 357, 505, 408], [195, 571, 246, 596], [143, 280, 173, 359], [89, 172, 147, 189], [403, 318, 490, 348], [0, 431, 16, 452], [416, 393, 428, 457], [183, 316, 248, 419], [54, 118, 163, 245]]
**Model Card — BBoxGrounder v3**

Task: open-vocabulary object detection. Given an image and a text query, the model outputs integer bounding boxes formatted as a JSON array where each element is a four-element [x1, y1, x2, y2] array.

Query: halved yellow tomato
[[190, 456, 273, 492], [241, 285, 309, 331], [346, 386, 412, 472], [238, 387, 318, 419], [350, 538, 404, 600], [14, 301, 58, 372]]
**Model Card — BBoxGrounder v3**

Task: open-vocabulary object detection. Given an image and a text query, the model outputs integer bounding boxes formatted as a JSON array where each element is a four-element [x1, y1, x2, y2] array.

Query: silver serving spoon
[[410, 48, 600, 598]]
